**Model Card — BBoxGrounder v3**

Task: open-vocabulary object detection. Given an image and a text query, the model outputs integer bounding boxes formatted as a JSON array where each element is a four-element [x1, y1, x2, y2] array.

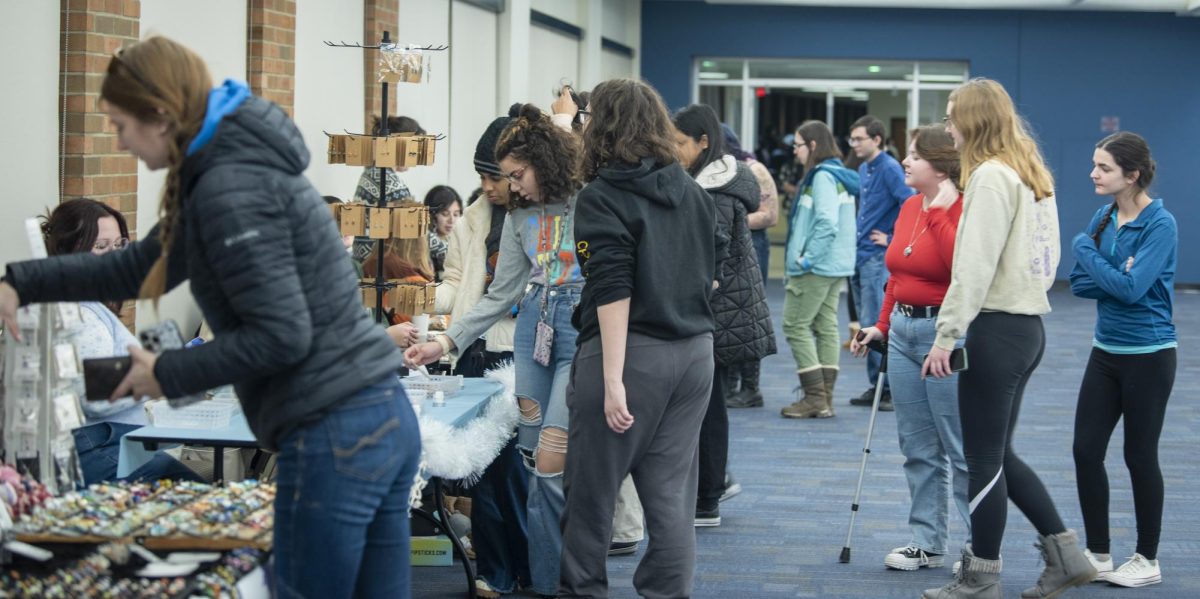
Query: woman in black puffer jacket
[[0, 37, 419, 598], [673, 104, 776, 525]]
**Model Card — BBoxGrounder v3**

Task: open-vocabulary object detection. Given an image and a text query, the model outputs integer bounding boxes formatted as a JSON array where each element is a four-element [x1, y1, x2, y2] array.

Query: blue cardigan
[[1069, 198, 1177, 353]]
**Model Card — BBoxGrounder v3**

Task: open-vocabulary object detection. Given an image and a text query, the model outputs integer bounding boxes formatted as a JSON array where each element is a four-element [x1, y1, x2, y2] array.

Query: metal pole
[[374, 30, 391, 323]]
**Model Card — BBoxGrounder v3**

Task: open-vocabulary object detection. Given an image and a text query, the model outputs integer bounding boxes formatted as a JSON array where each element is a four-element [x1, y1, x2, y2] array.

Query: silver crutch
[[839, 336, 888, 563]]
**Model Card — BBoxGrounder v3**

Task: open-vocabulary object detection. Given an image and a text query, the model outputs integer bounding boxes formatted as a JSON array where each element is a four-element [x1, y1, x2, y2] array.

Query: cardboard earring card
[[369, 208, 391, 239], [327, 134, 347, 164], [339, 205, 365, 237]]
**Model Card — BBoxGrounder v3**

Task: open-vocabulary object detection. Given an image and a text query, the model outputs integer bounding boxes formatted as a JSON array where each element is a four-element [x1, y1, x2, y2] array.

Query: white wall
[[294, 0, 364, 201], [528, 25, 581, 110], [392, 0, 452, 201], [601, 0, 640, 80], [0, 2, 60, 262], [135, 0, 246, 333], [450, 0, 500, 198], [530, 0, 584, 24], [601, 48, 635, 81]]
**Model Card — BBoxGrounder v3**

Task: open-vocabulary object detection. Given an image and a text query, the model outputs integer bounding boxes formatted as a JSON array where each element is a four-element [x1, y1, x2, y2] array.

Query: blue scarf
[[186, 79, 252, 156]]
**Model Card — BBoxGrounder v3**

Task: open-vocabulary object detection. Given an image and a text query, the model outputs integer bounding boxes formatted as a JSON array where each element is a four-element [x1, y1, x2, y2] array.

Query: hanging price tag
[[14, 346, 41, 382], [16, 305, 40, 330], [56, 304, 83, 331], [52, 393, 83, 432], [54, 343, 80, 380]]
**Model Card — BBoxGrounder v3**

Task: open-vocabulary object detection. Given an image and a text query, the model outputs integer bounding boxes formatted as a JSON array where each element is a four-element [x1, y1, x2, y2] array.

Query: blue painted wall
[[641, 2, 1200, 283]]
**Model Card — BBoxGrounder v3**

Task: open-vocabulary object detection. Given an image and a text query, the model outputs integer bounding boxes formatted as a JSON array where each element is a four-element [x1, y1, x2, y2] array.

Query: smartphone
[[83, 356, 132, 400], [854, 329, 887, 355], [139, 320, 185, 353], [922, 347, 969, 372], [949, 347, 968, 372]]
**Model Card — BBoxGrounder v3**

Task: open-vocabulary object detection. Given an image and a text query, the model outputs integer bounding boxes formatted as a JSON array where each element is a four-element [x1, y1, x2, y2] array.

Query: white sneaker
[[884, 545, 945, 571], [1106, 553, 1161, 588], [952, 560, 960, 576], [1084, 549, 1114, 582]]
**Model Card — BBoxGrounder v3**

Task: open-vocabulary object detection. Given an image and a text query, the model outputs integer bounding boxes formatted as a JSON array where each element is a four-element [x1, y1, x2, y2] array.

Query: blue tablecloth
[[116, 377, 503, 478]]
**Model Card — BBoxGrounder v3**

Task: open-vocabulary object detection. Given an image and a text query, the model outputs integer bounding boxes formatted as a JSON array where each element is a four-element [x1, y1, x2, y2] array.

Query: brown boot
[[781, 370, 829, 419], [820, 367, 838, 417]]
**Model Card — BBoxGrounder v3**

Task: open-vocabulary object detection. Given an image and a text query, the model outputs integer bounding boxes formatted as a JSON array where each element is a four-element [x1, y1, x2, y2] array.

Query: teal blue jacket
[[785, 159, 859, 278]]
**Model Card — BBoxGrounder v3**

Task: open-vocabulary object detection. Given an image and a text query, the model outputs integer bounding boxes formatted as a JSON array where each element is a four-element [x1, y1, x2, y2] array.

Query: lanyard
[[538, 200, 572, 321]]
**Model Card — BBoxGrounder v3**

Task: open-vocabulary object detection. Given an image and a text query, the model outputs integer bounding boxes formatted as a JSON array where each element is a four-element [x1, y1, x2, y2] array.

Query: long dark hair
[[423, 185, 462, 230], [672, 104, 727, 178], [1091, 131, 1156, 247], [580, 78, 677, 181], [494, 104, 582, 208], [795, 120, 842, 172], [41, 198, 130, 314]]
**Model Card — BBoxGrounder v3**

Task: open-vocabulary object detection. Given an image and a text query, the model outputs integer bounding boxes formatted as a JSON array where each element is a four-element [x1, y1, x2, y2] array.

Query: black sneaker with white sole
[[885, 545, 945, 571], [694, 503, 721, 527]]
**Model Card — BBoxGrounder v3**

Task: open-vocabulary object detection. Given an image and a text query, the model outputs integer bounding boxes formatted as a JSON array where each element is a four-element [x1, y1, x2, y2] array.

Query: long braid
[[137, 130, 190, 302], [1090, 200, 1118, 248]]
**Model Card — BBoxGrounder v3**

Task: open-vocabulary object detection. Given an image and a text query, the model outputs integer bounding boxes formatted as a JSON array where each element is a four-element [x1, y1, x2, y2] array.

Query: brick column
[[59, 0, 140, 233], [363, 0, 398, 132], [59, 0, 140, 327], [247, 0, 296, 115]]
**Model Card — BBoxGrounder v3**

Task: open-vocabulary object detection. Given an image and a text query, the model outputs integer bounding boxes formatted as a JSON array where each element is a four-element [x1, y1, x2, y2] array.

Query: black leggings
[[959, 312, 1065, 560], [1073, 347, 1175, 559]]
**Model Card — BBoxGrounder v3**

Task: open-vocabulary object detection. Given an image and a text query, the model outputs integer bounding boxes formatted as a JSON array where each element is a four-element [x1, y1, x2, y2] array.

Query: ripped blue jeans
[[273, 377, 422, 599], [513, 283, 581, 596]]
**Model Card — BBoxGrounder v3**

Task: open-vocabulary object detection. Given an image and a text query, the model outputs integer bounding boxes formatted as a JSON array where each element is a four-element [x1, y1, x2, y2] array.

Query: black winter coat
[[6, 96, 403, 450], [701, 158, 777, 366]]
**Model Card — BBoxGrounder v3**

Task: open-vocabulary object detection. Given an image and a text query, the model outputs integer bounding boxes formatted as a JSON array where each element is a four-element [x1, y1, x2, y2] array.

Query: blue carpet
[[414, 280, 1199, 598]]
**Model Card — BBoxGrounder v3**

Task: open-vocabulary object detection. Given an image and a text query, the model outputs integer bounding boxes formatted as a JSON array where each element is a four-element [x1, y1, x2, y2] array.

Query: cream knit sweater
[[934, 160, 1060, 350]]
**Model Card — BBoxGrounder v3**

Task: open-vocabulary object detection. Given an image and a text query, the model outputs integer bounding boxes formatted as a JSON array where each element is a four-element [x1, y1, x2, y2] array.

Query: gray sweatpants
[[559, 332, 713, 599]]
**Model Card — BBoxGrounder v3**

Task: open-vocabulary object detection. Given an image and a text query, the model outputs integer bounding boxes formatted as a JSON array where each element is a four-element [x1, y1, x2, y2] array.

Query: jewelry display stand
[[326, 32, 447, 323], [0, 218, 86, 497]]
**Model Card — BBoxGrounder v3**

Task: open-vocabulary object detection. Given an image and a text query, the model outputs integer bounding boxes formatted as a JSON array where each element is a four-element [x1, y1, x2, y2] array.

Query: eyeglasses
[[505, 166, 528, 184], [847, 136, 870, 146], [792, 141, 808, 149], [93, 238, 129, 253]]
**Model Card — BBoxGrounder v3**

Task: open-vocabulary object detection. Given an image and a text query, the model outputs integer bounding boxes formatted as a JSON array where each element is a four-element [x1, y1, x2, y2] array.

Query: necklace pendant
[[903, 245, 913, 257]]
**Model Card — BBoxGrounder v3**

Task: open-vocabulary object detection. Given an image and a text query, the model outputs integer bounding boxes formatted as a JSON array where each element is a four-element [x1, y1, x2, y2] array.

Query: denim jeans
[[73, 422, 202, 485], [514, 283, 581, 596], [273, 377, 421, 599], [454, 347, 531, 593], [751, 229, 770, 284], [852, 253, 889, 388], [886, 309, 970, 554]]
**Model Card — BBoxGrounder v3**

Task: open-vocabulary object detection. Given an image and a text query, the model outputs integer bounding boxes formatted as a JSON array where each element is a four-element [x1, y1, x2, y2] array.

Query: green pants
[[782, 273, 842, 372]]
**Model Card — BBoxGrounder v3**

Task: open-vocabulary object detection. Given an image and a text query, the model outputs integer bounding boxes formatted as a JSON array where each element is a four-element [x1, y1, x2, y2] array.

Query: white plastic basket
[[148, 397, 242, 429], [400, 374, 464, 396]]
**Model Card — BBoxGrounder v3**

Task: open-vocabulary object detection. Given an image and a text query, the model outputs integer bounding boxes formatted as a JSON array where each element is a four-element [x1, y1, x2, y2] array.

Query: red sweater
[[877, 193, 962, 335]]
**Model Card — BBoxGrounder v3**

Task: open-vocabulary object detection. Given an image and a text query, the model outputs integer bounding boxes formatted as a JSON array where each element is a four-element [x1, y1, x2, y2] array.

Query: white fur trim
[[695, 154, 739, 189], [415, 362, 519, 491]]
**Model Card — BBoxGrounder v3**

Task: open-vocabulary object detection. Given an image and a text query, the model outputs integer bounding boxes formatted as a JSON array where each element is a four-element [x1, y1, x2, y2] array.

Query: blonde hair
[[101, 36, 212, 301], [949, 78, 1054, 200]]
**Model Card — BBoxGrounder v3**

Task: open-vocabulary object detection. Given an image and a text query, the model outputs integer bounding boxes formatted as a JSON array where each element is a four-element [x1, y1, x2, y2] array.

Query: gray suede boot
[[922, 546, 1002, 599], [1020, 530, 1098, 598]]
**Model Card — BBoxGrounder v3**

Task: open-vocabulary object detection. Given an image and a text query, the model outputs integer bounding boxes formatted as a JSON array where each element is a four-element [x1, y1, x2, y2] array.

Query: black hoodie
[[572, 158, 725, 344]]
